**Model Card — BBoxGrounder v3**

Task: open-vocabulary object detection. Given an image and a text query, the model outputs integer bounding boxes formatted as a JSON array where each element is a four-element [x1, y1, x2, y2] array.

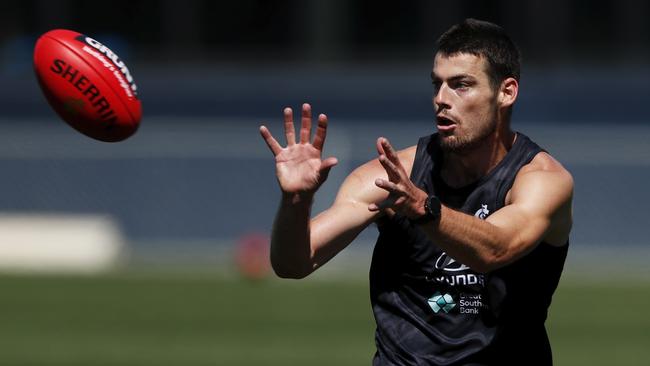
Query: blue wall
[[0, 65, 648, 254]]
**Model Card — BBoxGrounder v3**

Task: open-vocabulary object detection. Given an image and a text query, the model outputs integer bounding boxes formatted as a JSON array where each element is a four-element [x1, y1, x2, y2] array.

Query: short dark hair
[[436, 19, 521, 89]]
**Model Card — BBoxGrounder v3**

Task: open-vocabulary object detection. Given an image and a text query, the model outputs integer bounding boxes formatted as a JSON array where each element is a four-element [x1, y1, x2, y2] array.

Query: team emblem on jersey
[[474, 204, 490, 220]]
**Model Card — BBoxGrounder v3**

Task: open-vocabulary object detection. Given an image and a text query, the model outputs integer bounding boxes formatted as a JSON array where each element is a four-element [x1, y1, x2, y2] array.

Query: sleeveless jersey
[[370, 132, 568, 365]]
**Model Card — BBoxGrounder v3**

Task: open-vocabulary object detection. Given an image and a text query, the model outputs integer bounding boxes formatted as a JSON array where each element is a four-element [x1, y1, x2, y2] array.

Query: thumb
[[318, 157, 338, 182]]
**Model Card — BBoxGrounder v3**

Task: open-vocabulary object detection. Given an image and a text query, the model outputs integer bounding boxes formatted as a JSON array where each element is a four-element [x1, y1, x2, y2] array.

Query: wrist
[[411, 194, 441, 225], [281, 191, 314, 206]]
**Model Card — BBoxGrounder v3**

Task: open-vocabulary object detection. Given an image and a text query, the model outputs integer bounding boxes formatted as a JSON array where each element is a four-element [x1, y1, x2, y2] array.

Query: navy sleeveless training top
[[370, 132, 568, 365]]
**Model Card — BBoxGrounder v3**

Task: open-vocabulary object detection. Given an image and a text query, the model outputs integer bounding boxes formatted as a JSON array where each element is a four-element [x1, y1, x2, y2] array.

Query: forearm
[[270, 193, 315, 278], [418, 206, 511, 273], [370, 138, 568, 274]]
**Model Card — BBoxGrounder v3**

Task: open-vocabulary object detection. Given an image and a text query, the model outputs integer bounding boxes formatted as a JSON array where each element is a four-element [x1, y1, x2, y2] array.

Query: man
[[259, 19, 573, 365]]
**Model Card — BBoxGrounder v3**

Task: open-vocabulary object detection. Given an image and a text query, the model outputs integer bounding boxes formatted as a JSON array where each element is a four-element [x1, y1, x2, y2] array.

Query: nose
[[433, 84, 451, 112]]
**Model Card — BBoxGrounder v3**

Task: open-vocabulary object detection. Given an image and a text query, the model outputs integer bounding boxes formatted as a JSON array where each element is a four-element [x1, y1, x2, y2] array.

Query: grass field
[[0, 270, 648, 366]]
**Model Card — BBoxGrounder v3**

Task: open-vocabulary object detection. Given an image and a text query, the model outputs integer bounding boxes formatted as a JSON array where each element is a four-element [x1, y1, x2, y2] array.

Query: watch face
[[427, 195, 441, 217], [412, 195, 439, 225]]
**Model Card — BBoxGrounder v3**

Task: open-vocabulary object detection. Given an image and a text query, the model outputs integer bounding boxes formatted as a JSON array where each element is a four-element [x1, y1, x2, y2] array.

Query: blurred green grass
[[0, 271, 648, 365]]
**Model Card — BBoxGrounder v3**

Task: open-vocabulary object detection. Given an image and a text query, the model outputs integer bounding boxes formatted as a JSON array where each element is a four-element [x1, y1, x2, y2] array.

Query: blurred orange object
[[235, 232, 271, 280]]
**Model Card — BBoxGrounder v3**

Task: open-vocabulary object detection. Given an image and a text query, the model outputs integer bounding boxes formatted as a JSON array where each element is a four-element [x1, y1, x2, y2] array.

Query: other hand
[[369, 137, 427, 218], [260, 103, 338, 199]]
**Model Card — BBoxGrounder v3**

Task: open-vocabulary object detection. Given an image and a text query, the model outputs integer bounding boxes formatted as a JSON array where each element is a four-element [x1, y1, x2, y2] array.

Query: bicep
[[486, 169, 573, 259]]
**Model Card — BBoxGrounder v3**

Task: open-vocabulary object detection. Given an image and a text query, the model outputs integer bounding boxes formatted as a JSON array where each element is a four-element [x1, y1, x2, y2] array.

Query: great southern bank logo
[[428, 292, 456, 313]]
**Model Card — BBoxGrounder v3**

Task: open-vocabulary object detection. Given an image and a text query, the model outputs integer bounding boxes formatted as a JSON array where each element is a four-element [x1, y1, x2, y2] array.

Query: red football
[[33, 29, 141, 142]]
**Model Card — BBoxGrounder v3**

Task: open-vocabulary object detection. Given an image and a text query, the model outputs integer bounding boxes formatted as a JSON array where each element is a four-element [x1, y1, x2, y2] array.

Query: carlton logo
[[474, 204, 490, 220]]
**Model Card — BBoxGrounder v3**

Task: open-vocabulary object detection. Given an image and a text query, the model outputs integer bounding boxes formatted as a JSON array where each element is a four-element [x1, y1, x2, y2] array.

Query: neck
[[441, 128, 516, 188]]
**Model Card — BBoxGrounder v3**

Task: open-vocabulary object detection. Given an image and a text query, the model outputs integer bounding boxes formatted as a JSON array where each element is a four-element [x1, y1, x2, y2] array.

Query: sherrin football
[[34, 29, 141, 142]]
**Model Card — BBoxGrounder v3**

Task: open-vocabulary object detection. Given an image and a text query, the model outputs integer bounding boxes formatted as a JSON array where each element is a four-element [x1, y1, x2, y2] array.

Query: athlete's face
[[431, 53, 499, 153]]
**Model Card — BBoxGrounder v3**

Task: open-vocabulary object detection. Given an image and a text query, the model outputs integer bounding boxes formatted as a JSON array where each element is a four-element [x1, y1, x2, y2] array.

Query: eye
[[451, 80, 474, 92]]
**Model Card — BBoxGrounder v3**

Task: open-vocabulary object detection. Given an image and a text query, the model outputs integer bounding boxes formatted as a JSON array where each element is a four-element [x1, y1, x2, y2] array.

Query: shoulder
[[517, 152, 573, 190], [505, 151, 573, 245], [507, 151, 573, 234], [508, 152, 574, 203]]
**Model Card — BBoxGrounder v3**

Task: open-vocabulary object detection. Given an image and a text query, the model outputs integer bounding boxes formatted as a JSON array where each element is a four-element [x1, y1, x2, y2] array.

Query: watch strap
[[411, 194, 441, 225]]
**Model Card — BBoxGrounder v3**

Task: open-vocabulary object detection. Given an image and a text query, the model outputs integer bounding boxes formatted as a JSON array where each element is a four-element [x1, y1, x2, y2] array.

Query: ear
[[498, 77, 518, 108]]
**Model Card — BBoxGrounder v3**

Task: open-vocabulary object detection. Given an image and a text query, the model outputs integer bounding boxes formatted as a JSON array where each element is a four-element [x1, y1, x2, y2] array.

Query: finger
[[368, 195, 398, 212], [376, 137, 386, 156], [375, 177, 401, 194], [378, 154, 401, 182], [320, 156, 338, 172], [259, 125, 282, 156], [312, 113, 328, 151], [283, 107, 296, 145], [318, 156, 338, 183], [300, 103, 312, 144], [379, 137, 402, 168]]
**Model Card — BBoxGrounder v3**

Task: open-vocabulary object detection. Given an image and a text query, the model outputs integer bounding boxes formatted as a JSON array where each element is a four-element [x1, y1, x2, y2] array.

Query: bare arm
[[260, 103, 338, 278], [419, 166, 573, 272], [260, 104, 403, 278], [370, 137, 573, 273], [268, 166, 382, 278]]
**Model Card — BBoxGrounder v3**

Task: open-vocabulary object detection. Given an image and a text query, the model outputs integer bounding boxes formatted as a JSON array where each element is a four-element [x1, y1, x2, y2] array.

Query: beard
[[438, 99, 500, 153], [439, 118, 497, 153]]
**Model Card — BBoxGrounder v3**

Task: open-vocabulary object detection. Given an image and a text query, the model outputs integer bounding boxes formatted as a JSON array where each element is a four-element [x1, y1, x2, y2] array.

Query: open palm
[[260, 104, 338, 196]]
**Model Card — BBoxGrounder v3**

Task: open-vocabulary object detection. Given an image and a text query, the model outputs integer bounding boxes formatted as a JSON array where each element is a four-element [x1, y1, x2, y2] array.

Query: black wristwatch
[[412, 194, 441, 225]]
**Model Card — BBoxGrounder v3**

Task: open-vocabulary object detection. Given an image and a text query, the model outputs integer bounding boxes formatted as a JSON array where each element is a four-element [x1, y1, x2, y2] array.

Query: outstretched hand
[[260, 103, 338, 199], [369, 137, 427, 218]]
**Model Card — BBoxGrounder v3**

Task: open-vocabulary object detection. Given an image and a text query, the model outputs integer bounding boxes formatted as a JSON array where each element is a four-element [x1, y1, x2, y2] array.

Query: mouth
[[436, 115, 457, 132]]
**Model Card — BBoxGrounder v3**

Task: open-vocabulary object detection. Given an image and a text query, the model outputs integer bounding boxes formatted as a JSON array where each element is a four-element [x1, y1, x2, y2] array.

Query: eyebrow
[[430, 72, 476, 83]]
